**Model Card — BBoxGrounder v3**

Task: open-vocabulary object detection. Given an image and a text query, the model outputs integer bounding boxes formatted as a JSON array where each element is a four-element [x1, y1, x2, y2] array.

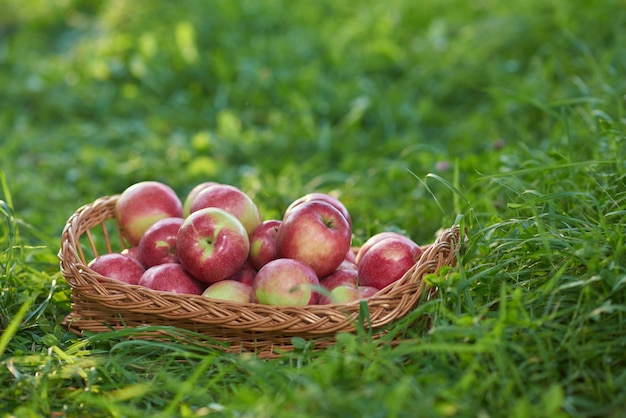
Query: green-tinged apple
[[284, 192, 352, 227], [355, 231, 412, 265], [318, 269, 359, 304], [276, 200, 352, 277], [202, 280, 252, 303], [189, 184, 262, 235], [183, 181, 219, 217], [319, 284, 361, 304], [319, 268, 358, 291], [248, 219, 281, 270], [138, 217, 183, 268], [177, 207, 250, 284], [251, 258, 320, 306], [138, 263, 206, 294], [358, 237, 422, 289], [115, 181, 183, 246], [88, 253, 145, 285]]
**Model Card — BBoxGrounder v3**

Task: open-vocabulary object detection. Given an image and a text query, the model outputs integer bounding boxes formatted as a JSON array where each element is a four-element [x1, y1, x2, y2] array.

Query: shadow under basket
[[59, 195, 462, 358]]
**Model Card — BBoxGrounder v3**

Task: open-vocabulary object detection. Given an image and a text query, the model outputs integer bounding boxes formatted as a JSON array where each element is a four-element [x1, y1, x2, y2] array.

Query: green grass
[[1, 0, 626, 416]]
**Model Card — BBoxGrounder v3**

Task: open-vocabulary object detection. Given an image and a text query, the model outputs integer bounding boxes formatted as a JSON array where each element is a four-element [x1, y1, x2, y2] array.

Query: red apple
[[225, 261, 257, 286], [357, 237, 422, 289], [202, 280, 252, 303], [137, 217, 184, 268], [358, 285, 379, 299], [335, 249, 358, 270], [337, 258, 357, 271], [355, 231, 412, 266], [120, 246, 142, 265], [138, 263, 206, 294], [285, 192, 352, 227], [115, 181, 183, 246], [251, 258, 320, 306], [248, 219, 281, 270], [276, 200, 352, 278], [319, 284, 361, 304], [183, 181, 219, 217], [318, 269, 358, 304], [189, 184, 262, 235], [88, 253, 145, 285], [319, 268, 358, 291], [345, 248, 357, 264], [176, 207, 250, 284]]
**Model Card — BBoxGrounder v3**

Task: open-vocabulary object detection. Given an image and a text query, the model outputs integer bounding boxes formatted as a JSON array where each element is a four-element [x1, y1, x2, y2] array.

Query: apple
[[276, 200, 352, 277], [357, 237, 422, 289], [345, 248, 357, 264], [355, 231, 412, 265], [248, 219, 281, 270], [319, 284, 361, 304], [358, 285, 380, 299], [318, 269, 358, 304], [189, 184, 262, 235], [120, 246, 142, 265], [284, 192, 352, 227], [336, 258, 357, 271], [202, 280, 252, 303], [183, 181, 219, 217], [176, 207, 250, 284], [88, 253, 145, 285], [225, 261, 257, 286], [138, 263, 206, 294], [137, 217, 184, 268], [251, 258, 320, 306], [115, 181, 183, 246], [319, 268, 358, 291]]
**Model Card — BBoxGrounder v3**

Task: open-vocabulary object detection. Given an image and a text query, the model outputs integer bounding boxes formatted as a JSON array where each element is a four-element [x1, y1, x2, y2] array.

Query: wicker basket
[[59, 195, 461, 358]]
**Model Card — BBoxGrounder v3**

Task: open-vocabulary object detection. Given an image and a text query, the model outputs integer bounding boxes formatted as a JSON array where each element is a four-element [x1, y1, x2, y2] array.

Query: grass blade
[[0, 295, 35, 357]]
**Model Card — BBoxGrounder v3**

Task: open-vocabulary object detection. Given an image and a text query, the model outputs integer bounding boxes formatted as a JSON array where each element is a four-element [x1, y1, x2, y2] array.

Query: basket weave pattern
[[60, 195, 460, 357]]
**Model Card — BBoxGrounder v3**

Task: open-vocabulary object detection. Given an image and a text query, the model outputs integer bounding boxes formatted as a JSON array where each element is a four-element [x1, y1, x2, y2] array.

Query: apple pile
[[87, 180, 423, 307]]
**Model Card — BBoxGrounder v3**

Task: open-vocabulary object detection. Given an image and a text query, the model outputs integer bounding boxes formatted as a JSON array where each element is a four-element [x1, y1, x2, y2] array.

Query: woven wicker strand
[[59, 195, 461, 357]]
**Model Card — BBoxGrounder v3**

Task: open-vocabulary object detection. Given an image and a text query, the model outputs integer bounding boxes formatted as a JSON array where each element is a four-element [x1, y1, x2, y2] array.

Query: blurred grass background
[[2, 0, 623, 243]]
